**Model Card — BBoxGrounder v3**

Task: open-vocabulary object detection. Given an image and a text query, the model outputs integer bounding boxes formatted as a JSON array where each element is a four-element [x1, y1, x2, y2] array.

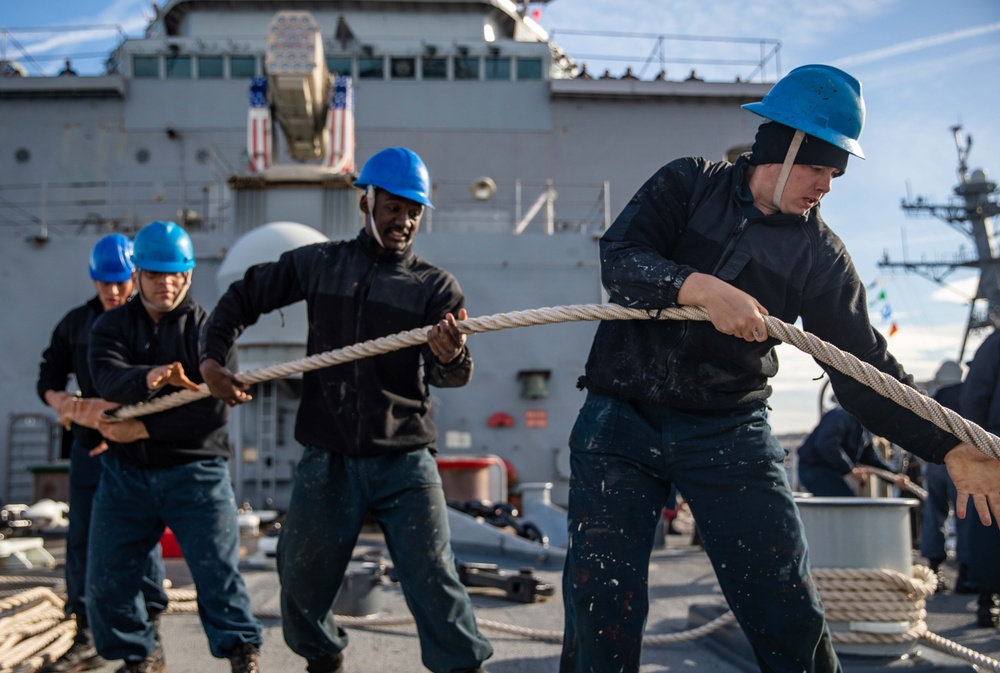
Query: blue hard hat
[[742, 64, 865, 159], [89, 233, 135, 282], [354, 147, 434, 208], [133, 221, 196, 272]]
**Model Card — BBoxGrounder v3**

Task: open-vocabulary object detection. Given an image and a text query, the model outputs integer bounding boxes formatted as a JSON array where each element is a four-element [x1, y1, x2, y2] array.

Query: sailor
[[959, 329, 1000, 627], [88, 221, 263, 673], [560, 64, 1000, 672], [796, 404, 909, 497], [199, 148, 493, 673], [36, 233, 168, 673]]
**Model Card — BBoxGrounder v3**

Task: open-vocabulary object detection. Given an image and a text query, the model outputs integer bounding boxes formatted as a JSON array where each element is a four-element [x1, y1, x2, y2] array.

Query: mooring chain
[[107, 304, 1000, 465]]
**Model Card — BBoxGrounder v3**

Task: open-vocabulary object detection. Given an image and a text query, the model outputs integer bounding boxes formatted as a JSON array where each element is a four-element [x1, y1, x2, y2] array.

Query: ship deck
[[5, 528, 1000, 673]]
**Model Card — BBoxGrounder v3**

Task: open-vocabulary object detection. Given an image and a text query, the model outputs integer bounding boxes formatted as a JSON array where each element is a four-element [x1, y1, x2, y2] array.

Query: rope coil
[[4, 565, 997, 672]]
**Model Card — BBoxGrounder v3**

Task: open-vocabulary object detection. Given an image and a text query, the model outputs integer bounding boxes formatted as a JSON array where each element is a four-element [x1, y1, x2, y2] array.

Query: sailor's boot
[[976, 591, 1000, 628], [228, 642, 261, 673], [42, 614, 106, 672], [306, 652, 344, 673]]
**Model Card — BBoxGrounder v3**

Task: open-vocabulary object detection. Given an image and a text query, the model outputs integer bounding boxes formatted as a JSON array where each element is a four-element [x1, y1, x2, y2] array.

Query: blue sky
[[4, 0, 1000, 434]]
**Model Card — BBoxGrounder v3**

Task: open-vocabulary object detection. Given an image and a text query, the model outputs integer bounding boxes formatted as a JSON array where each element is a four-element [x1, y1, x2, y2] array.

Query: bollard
[[796, 496, 920, 658]]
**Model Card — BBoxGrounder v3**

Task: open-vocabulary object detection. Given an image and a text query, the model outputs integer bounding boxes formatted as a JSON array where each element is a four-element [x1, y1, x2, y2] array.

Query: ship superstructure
[[0, 0, 775, 509]]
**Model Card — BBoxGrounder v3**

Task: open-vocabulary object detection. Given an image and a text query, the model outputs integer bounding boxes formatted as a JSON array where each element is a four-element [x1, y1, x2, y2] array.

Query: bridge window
[[485, 57, 510, 80], [391, 57, 416, 79], [454, 56, 479, 80], [516, 58, 542, 80], [358, 56, 383, 79], [198, 56, 224, 79], [165, 55, 192, 79], [326, 56, 352, 77], [422, 57, 447, 80], [231, 56, 257, 78], [132, 55, 159, 78]]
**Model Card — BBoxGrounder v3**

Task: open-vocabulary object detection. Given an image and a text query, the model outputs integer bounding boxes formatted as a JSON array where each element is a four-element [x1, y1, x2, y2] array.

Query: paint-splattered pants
[[278, 446, 493, 673], [87, 455, 261, 661], [560, 392, 840, 673]]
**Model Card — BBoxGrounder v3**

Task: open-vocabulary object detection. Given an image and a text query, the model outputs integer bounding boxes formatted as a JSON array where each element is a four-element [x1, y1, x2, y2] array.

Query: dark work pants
[[560, 392, 840, 673], [919, 461, 959, 564], [278, 447, 493, 673], [88, 455, 261, 662], [67, 440, 167, 632]]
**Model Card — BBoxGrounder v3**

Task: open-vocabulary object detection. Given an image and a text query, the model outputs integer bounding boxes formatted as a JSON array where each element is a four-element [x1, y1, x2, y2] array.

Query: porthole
[[15, 148, 30, 163], [195, 148, 211, 164], [135, 148, 151, 164]]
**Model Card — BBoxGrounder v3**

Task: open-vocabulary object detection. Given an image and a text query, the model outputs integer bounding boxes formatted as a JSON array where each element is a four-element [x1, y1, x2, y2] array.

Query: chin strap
[[138, 271, 191, 314], [365, 186, 385, 249], [772, 129, 806, 211]]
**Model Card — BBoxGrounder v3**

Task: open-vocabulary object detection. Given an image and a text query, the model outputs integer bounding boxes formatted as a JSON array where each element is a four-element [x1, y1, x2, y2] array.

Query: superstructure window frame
[[165, 55, 193, 79], [454, 56, 479, 80], [484, 57, 511, 81], [516, 57, 543, 80], [421, 57, 447, 80], [230, 55, 257, 79], [132, 55, 160, 79], [198, 55, 224, 79]]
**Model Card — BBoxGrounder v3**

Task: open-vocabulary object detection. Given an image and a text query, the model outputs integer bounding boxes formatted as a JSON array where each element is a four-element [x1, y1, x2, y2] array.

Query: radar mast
[[878, 125, 1000, 362]]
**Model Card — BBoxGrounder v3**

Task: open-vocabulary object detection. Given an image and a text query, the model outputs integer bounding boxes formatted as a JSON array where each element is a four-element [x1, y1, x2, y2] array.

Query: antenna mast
[[878, 125, 1000, 363]]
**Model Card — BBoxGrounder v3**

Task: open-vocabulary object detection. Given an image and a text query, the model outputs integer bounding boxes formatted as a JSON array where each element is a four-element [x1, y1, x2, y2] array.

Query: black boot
[[955, 563, 980, 594], [114, 651, 166, 673], [976, 591, 999, 628], [41, 615, 106, 673], [307, 652, 344, 673]]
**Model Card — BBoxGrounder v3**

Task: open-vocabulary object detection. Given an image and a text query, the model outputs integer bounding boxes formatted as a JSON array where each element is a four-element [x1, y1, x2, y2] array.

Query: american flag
[[247, 76, 272, 172], [324, 75, 356, 173]]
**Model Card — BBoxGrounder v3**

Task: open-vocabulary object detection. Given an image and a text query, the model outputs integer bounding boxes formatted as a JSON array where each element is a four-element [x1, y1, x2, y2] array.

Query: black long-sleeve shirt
[[36, 296, 105, 451], [581, 155, 959, 464], [89, 293, 234, 468], [201, 231, 471, 457]]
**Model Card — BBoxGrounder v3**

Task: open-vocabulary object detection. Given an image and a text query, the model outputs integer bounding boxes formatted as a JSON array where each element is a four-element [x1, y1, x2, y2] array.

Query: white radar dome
[[217, 221, 329, 355]]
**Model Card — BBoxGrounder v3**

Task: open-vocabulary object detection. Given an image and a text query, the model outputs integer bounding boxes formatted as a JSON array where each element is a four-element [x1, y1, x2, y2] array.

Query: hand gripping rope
[[14, 304, 982, 673], [106, 303, 1000, 464]]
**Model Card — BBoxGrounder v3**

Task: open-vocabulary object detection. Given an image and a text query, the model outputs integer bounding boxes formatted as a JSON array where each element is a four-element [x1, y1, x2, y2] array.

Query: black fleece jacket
[[200, 231, 472, 457], [89, 292, 234, 468], [581, 155, 959, 464], [36, 296, 106, 451]]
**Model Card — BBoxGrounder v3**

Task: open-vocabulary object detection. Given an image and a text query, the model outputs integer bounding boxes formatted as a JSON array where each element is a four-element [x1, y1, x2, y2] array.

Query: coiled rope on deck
[[7, 569, 997, 672]]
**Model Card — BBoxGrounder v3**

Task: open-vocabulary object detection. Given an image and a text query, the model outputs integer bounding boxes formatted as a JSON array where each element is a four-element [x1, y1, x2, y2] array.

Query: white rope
[[3, 567, 1000, 670], [107, 303, 1000, 464], [11, 304, 997, 670]]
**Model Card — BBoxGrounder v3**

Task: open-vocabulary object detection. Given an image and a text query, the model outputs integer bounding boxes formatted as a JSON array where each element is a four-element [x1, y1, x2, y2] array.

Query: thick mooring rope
[[108, 304, 1000, 464], [8, 305, 1000, 671]]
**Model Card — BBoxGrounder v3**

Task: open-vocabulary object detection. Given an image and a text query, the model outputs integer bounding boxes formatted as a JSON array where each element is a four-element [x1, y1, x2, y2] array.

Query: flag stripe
[[325, 75, 356, 173]]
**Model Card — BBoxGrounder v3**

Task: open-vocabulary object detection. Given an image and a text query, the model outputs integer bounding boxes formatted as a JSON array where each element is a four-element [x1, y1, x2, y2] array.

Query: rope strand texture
[[3, 566, 1000, 670], [109, 303, 1000, 463]]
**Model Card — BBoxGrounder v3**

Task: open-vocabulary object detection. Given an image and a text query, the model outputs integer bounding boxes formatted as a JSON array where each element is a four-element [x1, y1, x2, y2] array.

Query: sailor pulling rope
[[3, 306, 999, 672], [106, 302, 1000, 464]]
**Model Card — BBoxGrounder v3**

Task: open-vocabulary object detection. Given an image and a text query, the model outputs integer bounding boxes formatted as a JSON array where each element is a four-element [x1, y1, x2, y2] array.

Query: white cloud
[[834, 21, 1000, 68]]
